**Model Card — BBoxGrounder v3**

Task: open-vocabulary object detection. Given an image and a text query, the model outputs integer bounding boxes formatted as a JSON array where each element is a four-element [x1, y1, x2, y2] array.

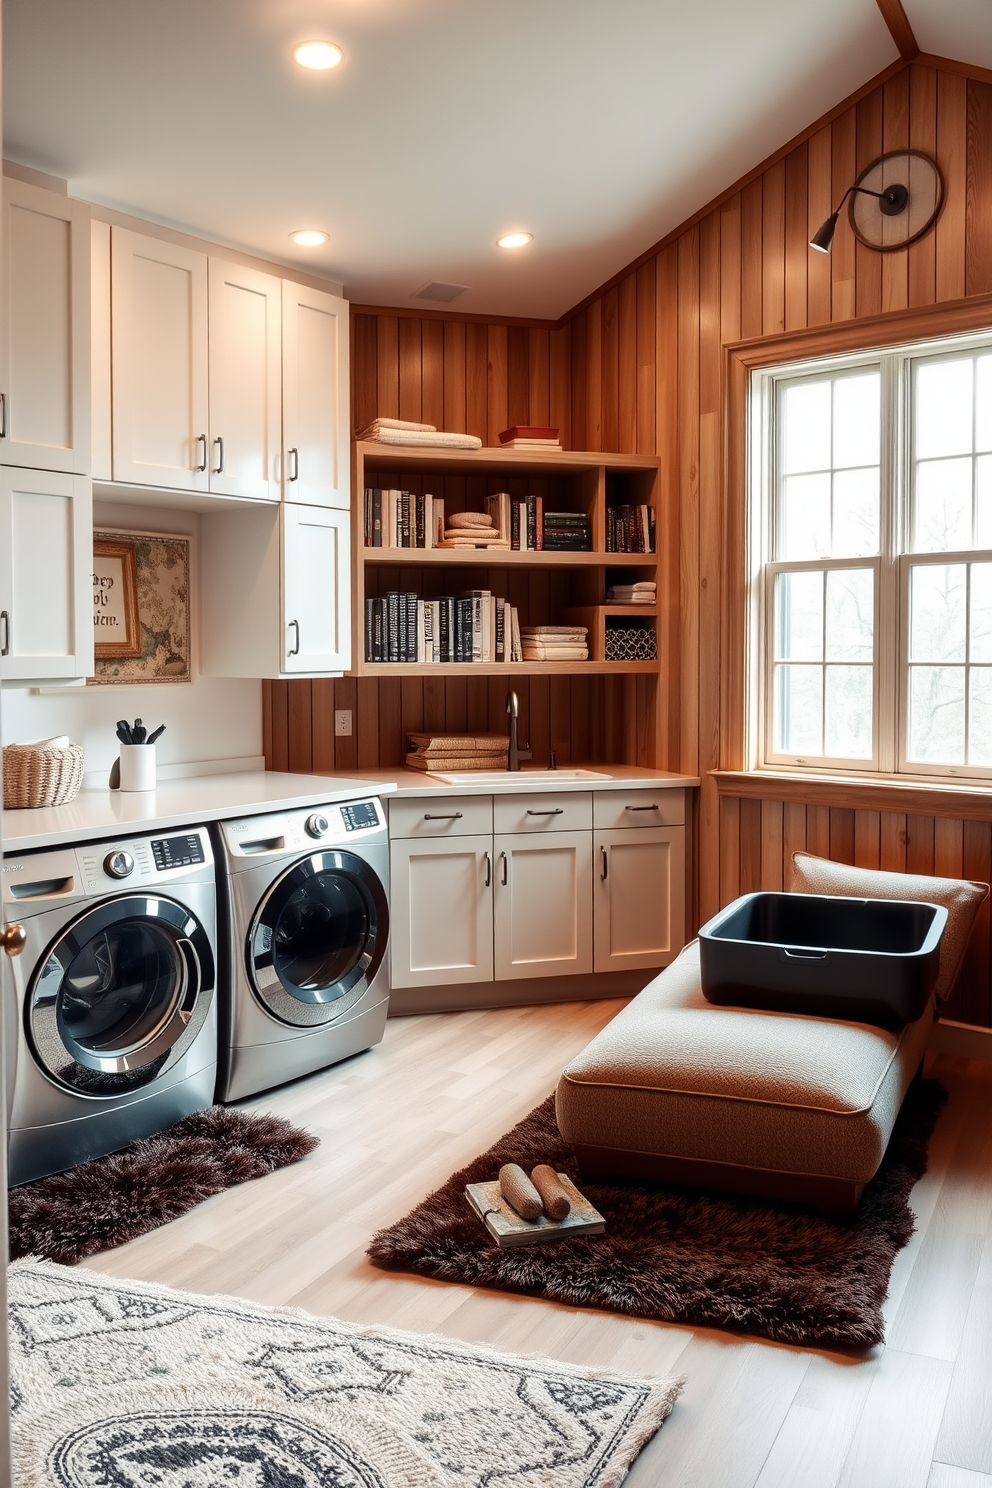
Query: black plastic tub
[[698, 891, 947, 1028]]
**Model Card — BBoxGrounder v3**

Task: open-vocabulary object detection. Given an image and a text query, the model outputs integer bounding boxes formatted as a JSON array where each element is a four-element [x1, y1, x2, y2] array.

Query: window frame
[[749, 325, 992, 785]]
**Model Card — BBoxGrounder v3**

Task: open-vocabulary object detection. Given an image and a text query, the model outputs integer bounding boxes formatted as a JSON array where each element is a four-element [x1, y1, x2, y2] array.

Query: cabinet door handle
[[526, 808, 563, 816], [424, 812, 463, 820], [287, 619, 300, 657], [626, 803, 660, 812], [484, 851, 492, 887], [0, 609, 9, 657], [0, 391, 7, 438], [601, 846, 608, 880], [212, 435, 225, 474], [287, 447, 300, 482], [194, 433, 208, 472], [500, 850, 508, 887]]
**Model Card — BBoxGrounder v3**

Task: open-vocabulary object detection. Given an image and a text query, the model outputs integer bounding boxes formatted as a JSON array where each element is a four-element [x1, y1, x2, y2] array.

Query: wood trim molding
[[350, 302, 557, 331], [713, 769, 992, 824], [875, 0, 919, 60]]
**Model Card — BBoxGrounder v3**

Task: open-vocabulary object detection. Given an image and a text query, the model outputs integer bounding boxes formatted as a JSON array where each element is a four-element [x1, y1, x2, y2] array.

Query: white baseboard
[[929, 1018, 992, 1062]]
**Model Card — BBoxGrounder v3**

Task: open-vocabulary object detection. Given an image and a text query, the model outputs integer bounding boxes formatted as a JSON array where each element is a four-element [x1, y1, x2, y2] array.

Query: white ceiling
[[1, 2, 984, 320]]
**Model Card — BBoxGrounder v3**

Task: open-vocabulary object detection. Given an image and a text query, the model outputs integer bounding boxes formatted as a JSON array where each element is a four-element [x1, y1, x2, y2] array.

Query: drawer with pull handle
[[593, 790, 686, 830], [388, 796, 493, 839], [493, 792, 592, 834]]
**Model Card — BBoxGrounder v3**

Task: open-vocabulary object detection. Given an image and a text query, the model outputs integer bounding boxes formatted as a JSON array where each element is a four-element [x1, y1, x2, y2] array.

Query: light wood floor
[[81, 1000, 992, 1488]]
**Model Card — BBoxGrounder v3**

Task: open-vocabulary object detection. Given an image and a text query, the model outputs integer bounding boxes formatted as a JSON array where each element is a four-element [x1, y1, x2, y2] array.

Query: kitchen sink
[[426, 768, 612, 784]]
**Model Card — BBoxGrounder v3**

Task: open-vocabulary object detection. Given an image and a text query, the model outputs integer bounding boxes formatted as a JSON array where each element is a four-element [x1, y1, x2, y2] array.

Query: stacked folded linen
[[607, 581, 657, 604], [440, 511, 509, 547], [358, 417, 482, 450], [520, 625, 589, 661], [406, 732, 509, 772]]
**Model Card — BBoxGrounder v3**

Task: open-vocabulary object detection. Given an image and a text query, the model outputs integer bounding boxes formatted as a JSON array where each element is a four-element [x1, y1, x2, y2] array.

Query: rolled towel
[[530, 1165, 571, 1221], [499, 1163, 544, 1221], [448, 512, 495, 529]]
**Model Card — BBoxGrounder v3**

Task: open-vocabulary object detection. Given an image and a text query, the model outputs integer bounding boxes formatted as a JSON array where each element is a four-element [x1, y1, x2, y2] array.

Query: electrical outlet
[[334, 709, 353, 737]]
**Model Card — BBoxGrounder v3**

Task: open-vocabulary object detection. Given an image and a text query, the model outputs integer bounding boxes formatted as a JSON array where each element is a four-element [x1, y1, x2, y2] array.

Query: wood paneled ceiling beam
[[875, 0, 920, 60]]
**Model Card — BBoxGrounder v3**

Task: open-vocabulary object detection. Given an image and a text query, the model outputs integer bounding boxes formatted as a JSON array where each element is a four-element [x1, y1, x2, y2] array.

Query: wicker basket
[[3, 736, 85, 810]]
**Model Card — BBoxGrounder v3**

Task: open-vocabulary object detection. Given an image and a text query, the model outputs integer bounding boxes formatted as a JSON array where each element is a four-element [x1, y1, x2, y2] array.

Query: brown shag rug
[[9, 1107, 318, 1265], [368, 1078, 947, 1349]]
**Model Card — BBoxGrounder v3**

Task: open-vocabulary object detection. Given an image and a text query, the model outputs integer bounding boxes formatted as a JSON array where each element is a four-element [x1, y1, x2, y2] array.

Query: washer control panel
[[151, 833, 206, 871], [221, 798, 385, 864], [104, 850, 135, 880], [3, 825, 213, 908]]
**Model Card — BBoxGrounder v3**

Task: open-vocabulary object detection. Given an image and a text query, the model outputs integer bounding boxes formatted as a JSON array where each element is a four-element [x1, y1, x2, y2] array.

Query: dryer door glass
[[249, 850, 389, 1027], [29, 896, 216, 1095]]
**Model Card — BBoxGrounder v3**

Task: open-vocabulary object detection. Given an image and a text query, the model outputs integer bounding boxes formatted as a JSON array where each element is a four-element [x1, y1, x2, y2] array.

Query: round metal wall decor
[[849, 150, 944, 251]]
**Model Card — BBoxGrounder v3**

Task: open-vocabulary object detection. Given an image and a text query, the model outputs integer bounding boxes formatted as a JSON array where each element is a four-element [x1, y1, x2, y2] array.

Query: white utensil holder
[[119, 744, 156, 792]]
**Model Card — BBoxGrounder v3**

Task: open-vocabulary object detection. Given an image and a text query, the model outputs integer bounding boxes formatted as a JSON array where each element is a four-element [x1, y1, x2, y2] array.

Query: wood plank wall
[[264, 310, 656, 780], [567, 57, 992, 1027]]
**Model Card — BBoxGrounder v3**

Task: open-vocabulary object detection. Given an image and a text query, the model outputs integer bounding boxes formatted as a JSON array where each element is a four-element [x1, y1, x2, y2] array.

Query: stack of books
[[542, 511, 591, 551], [365, 590, 523, 664], [498, 425, 561, 451], [607, 580, 657, 604], [363, 489, 444, 549], [511, 495, 544, 550], [520, 625, 589, 661], [406, 733, 509, 773], [607, 504, 655, 553]]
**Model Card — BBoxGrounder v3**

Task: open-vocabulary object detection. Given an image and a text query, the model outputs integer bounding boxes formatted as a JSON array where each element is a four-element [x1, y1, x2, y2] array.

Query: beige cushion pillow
[[789, 851, 988, 1006]]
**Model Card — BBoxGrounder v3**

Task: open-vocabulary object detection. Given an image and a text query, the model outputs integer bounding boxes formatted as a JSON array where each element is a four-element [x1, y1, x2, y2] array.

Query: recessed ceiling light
[[290, 229, 329, 247], [497, 232, 533, 249], [293, 40, 343, 70]]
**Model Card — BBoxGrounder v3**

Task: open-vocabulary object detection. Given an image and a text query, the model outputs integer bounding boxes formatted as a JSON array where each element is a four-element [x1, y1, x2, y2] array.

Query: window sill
[[712, 769, 992, 822]]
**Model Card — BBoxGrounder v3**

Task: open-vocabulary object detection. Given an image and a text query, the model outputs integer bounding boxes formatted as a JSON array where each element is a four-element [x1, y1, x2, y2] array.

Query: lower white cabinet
[[0, 466, 93, 683], [388, 789, 686, 994], [389, 835, 494, 988], [494, 831, 593, 980], [594, 826, 685, 973], [201, 500, 350, 677]]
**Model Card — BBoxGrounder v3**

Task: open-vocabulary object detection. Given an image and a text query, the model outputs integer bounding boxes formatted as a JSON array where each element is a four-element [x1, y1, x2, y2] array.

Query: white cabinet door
[[207, 258, 281, 501], [281, 503, 351, 673], [111, 228, 209, 490], [0, 467, 92, 682], [594, 826, 685, 973], [281, 280, 349, 508], [493, 830, 593, 980], [389, 835, 494, 988], [0, 180, 90, 474]]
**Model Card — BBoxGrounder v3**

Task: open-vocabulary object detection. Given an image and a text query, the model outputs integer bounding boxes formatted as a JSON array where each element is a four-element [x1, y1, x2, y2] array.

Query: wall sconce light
[[809, 150, 943, 254]]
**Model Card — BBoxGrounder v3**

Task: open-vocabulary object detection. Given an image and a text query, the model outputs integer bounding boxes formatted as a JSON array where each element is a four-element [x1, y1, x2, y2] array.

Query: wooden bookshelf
[[350, 441, 661, 678]]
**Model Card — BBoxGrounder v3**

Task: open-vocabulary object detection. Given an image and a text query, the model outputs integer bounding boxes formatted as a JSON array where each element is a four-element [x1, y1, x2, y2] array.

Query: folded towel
[[521, 644, 589, 660], [364, 427, 483, 449], [444, 528, 500, 540], [521, 625, 589, 636], [406, 752, 509, 772], [408, 733, 510, 755], [440, 537, 510, 548], [358, 418, 436, 437]]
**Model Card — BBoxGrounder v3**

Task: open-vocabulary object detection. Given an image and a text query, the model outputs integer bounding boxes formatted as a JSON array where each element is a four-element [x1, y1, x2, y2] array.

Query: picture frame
[[92, 539, 142, 659], [90, 530, 192, 686]]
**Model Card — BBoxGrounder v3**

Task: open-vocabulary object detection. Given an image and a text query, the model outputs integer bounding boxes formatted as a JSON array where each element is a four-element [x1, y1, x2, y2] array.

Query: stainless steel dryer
[[214, 799, 389, 1102], [3, 826, 218, 1187]]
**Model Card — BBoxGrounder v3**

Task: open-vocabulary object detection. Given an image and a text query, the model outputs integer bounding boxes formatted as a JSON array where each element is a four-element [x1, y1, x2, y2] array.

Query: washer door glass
[[248, 851, 388, 1027], [30, 896, 215, 1096]]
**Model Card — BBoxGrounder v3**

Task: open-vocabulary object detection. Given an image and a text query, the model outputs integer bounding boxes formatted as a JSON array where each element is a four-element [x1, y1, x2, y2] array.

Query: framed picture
[[92, 539, 142, 659], [89, 530, 192, 686]]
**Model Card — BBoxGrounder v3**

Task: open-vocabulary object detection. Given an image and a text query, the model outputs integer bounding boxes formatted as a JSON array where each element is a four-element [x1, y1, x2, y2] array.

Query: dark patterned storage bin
[[605, 624, 657, 661]]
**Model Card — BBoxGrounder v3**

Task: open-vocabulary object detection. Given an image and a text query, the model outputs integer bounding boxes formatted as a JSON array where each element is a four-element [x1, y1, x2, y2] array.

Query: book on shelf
[[365, 590, 524, 664], [363, 488, 439, 550], [465, 1175, 605, 1247], [606, 503, 656, 554], [498, 425, 560, 448], [542, 510, 591, 551]]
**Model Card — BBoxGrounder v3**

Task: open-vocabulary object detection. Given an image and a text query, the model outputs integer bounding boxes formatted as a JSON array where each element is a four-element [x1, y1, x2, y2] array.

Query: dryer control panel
[[220, 798, 385, 867], [3, 826, 214, 911]]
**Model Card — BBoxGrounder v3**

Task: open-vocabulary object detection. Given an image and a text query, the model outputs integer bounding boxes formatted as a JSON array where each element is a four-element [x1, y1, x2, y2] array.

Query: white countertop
[[2, 771, 394, 854], [332, 764, 700, 798]]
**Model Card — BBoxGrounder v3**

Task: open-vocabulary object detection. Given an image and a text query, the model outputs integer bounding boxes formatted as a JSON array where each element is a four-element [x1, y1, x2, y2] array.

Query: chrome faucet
[[505, 689, 532, 771]]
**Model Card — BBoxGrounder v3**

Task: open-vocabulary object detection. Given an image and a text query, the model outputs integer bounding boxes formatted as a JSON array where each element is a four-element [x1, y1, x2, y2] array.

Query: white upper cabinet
[[281, 281, 349, 509], [0, 466, 93, 682], [111, 227, 209, 491], [282, 503, 351, 672], [0, 179, 90, 475], [207, 259, 282, 501]]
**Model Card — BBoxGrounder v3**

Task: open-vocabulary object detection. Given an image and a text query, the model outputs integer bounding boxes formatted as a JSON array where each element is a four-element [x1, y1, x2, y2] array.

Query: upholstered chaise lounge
[[556, 856, 988, 1217]]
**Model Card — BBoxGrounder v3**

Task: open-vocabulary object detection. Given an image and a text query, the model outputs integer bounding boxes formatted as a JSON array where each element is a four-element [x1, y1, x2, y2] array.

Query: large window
[[752, 333, 992, 779]]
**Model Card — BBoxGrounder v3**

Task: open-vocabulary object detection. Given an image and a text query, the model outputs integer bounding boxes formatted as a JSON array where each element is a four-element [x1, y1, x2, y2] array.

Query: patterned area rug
[[9, 1108, 318, 1265], [368, 1078, 948, 1349], [8, 1261, 682, 1488]]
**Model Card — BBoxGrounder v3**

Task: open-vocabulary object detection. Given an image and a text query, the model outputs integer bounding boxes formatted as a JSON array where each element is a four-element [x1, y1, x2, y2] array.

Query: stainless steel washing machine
[[214, 798, 389, 1103], [3, 826, 218, 1187]]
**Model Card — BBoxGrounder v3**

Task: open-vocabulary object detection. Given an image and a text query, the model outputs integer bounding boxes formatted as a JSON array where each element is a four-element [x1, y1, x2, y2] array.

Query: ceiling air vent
[[413, 281, 470, 303]]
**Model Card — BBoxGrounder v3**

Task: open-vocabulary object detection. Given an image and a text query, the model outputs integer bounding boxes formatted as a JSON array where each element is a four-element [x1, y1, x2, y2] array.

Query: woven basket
[[3, 736, 85, 810]]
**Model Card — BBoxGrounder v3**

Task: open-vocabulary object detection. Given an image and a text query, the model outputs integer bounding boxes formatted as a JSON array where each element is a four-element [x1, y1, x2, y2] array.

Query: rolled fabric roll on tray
[[530, 1165, 571, 1220], [499, 1163, 544, 1221]]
